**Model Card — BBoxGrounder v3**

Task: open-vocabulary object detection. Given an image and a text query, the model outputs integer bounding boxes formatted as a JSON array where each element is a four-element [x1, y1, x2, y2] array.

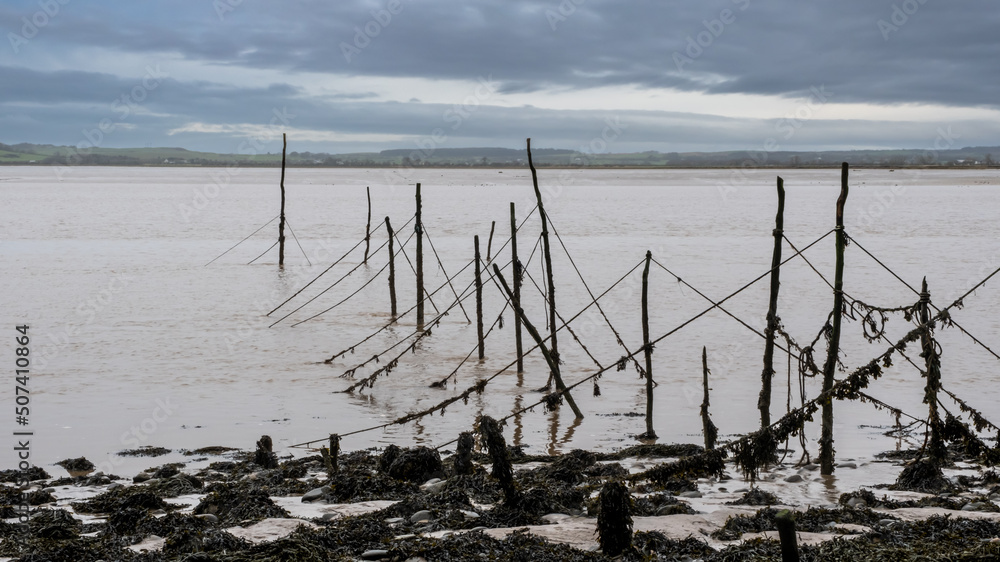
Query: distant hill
[[1, 141, 998, 169]]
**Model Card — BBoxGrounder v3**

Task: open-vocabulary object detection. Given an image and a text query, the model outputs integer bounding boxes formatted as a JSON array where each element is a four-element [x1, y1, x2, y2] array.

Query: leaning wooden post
[[640, 250, 656, 439], [385, 217, 397, 319], [278, 133, 287, 267], [510, 202, 524, 373], [527, 138, 560, 385], [919, 277, 946, 463], [820, 163, 849, 475], [701, 346, 718, 450], [328, 433, 340, 476], [363, 186, 372, 264], [415, 183, 425, 330], [494, 264, 583, 419], [475, 235, 485, 360], [486, 220, 496, 262], [759, 177, 785, 428]]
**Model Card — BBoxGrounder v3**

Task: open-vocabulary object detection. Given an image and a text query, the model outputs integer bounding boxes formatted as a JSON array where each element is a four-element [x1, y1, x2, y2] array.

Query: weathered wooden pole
[[820, 163, 849, 475], [385, 217, 397, 318], [919, 277, 946, 463], [486, 220, 496, 262], [363, 186, 372, 264], [510, 202, 524, 373], [527, 138, 560, 385], [415, 183, 425, 330], [759, 177, 785, 428], [494, 264, 583, 418], [278, 133, 287, 267], [775, 510, 800, 562], [475, 235, 485, 360], [328, 433, 340, 475], [641, 250, 656, 439], [701, 346, 718, 450]]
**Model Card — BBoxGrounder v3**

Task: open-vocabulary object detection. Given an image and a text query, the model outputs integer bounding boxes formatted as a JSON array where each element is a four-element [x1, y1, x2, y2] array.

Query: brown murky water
[[3, 165, 999, 502]]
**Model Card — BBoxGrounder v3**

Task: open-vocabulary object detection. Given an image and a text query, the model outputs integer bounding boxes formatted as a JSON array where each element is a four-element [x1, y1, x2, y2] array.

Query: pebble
[[361, 550, 390, 560], [989, 493, 1000, 501], [195, 514, 219, 524], [394, 534, 416, 541], [802, 463, 819, 471], [784, 474, 804, 483], [107, 483, 123, 491], [301, 486, 330, 503], [321, 513, 338, 521], [679, 491, 702, 498], [460, 510, 480, 520], [962, 502, 987, 512], [420, 479, 447, 494], [385, 517, 405, 524], [838, 462, 858, 469], [541, 513, 570, 523], [878, 519, 896, 527], [734, 488, 749, 494], [470, 526, 487, 532], [410, 510, 433, 523], [133, 472, 152, 483], [846, 497, 867, 509]]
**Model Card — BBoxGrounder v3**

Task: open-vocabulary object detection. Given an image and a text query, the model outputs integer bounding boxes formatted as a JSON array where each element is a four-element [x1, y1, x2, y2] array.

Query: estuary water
[[2, 165, 999, 500]]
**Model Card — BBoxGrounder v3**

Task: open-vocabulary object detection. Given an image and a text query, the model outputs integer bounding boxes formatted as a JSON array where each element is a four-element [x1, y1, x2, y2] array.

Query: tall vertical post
[[511, 202, 524, 373], [641, 250, 656, 439], [759, 177, 785, 428], [919, 278, 946, 463], [385, 217, 397, 318], [278, 133, 287, 267], [701, 346, 717, 450], [527, 138, 559, 385], [486, 220, 496, 262], [475, 235, 485, 360], [415, 183, 425, 330], [820, 163, 849, 475], [363, 186, 372, 264]]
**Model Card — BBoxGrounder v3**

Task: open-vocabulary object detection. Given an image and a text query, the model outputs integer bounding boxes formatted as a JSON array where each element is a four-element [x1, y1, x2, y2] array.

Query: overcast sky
[[2, 0, 999, 154]]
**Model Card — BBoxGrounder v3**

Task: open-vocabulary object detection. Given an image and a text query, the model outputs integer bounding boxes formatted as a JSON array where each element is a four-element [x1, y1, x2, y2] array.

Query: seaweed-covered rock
[[384, 447, 444, 483], [632, 532, 715, 559], [711, 506, 894, 541], [118, 446, 171, 457], [0, 466, 50, 483], [727, 488, 781, 506], [55, 457, 95, 474], [194, 482, 290, 525], [71, 486, 170, 514], [254, 435, 279, 469], [630, 493, 696, 516], [891, 458, 953, 493]]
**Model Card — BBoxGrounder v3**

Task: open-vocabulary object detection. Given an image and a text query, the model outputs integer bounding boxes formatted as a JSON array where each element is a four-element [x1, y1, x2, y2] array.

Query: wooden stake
[[820, 163, 849, 475], [385, 216, 397, 319], [527, 138, 560, 386], [475, 235, 485, 360], [759, 177, 785, 428], [328, 433, 340, 475], [486, 220, 496, 262], [701, 346, 717, 450], [919, 277, 946, 463], [363, 186, 372, 265], [494, 264, 583, 419], [511, 202, 524, 373], [415, 183, 425, 330], [775, 510, 800, 562], [641, 250, 656, 439], [278, 134, 287, 267]]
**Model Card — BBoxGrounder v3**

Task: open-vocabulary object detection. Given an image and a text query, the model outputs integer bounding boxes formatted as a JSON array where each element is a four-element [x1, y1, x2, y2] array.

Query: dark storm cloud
[[7, 0, 998, 108]]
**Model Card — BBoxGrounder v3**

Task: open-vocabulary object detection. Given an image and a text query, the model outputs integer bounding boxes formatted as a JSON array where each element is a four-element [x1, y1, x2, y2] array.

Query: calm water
[[2, 165, 999, 499]]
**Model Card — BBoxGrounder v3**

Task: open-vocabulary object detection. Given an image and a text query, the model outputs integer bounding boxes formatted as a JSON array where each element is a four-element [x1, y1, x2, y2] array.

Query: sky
[[2, 0, 1000, 155]]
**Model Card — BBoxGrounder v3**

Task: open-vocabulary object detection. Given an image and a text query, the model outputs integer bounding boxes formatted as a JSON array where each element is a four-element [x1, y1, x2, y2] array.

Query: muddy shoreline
[[2, 437, 999, 561]]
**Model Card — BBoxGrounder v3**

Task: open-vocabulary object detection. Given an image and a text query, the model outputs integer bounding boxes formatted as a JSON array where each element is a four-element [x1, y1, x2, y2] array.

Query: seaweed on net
[[527, 449, 597, 484], [890, 458, 953, 493], [629, 448, 727, 488], [477, 415, 520, 506], [595, 443, 705, 461], [727, 488, 781, 506]]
